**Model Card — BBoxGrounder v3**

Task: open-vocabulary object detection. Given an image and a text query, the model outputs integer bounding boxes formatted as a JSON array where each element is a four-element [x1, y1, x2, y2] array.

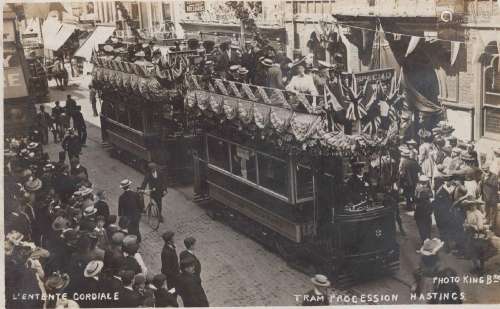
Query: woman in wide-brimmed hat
[[418, 129, 437, 183], [411, 237, 447, 303], [462, 197, 495, 274], [44, 272, 71, 308]]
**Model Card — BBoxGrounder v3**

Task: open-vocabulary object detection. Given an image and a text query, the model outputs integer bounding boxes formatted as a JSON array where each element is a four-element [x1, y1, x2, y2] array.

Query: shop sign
[[185, 1, 205, 13], [4, 66, 29, 99], [342, 68, 394, 89]]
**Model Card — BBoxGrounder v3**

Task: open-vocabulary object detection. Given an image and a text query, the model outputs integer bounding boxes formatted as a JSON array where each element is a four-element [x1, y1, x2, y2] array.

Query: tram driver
[[346, 161, 370, 206]]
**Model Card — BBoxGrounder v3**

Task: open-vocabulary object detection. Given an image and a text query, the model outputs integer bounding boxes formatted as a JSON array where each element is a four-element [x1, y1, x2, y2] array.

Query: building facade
[[329, 0, 500, 154]]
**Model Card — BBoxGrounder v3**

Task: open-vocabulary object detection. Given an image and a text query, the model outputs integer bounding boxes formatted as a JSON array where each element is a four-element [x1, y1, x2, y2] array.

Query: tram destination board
[[185, 1, 205, 13], [341, 68, 395, 88]]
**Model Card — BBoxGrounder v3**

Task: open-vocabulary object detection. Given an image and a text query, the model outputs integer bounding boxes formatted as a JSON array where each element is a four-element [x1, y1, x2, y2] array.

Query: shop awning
[[44, 23, 76, 51], [74, 25, 116, 61]]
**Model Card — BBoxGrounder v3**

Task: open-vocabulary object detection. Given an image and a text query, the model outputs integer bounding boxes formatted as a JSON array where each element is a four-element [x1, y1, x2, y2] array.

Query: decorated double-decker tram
[[185, 70, 402, 286], [92, 49, 199, 184]]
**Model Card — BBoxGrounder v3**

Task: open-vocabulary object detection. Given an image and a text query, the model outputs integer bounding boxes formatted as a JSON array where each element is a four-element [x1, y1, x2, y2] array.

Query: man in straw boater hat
[[134, 50, 153, 67], [238, 66, 250, 84], [79, 260, 105, 308], [480, 163, 499, 230], [118, 179, 143, 242], [399, 147, 419, 211], [415, 175, 433, 243], [227, 64, 241, 82], [411, 238, 453, 303], [43, 271, 71, 308], [300, 274, 331, 306]]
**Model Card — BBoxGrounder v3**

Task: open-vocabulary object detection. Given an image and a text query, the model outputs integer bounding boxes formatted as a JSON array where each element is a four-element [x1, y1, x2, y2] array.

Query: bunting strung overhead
[[323, 19, 500, 60]]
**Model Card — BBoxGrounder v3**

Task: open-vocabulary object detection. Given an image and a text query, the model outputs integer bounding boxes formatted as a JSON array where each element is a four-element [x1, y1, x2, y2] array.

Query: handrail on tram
[[187, 74, 326, 115]]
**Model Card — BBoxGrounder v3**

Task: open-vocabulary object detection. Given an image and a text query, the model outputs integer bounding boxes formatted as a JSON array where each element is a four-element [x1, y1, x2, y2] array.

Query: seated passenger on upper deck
[[285, 58, 319, 96]]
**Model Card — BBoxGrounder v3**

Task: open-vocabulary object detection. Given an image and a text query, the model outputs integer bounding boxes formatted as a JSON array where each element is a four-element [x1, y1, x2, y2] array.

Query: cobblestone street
[[41, 108, 311, 306], [36, 75, 500, 305]]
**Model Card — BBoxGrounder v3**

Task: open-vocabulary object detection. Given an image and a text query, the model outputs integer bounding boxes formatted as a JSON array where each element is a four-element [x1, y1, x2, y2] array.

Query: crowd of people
[[5, 103, 209, 308], [97, 36, 344, 97], [397, 122, 498, 276]]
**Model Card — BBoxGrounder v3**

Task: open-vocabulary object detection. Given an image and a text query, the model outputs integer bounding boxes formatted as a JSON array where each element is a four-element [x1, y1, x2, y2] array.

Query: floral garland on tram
[[91, 54, 189, 101], [184, 74, 403, 158]]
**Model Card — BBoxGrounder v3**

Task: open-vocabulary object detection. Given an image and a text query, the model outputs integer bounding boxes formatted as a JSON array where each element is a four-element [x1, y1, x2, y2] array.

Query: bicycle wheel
[[147, 200, 161, 231]]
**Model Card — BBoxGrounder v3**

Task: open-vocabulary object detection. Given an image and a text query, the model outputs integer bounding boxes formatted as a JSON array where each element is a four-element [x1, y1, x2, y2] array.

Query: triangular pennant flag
[[405, 36, 421, 57], [471, 32, 485, 63], [450, 41, 461, 66], [362, 29, 369, 51]]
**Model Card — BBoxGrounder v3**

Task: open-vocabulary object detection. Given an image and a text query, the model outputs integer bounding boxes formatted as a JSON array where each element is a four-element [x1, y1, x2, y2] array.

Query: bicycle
[[137, 188, 162, 231]]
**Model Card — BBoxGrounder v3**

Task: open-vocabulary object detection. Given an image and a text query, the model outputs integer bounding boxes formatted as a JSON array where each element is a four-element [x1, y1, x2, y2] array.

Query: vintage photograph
[[3, 0, 500, 308]]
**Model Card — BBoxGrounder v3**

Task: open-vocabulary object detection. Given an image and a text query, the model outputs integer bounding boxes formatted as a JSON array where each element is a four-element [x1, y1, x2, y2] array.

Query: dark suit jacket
[[266, 65, 285, 89], [346, 174, 370, 204], [62, 135, 82, 155], [71, 165, 88, 180], [122, 255, 142, 275], [141, 170, 166, 198], [155, 288, 179, 307], [66, 98, 77, 115], [95, 200, 110, 220], [482, 173, 499, 207], [179, 250, 201, 278], [73, 111, 86, 130], [100, 275, 123, 308], [119, 287, 142, 308], [241, 51, 256, 80], [161, 244, 180, 286], [52, 106, 64, 122], [118, 190, 142, 219], [35, 111, 53, 128], [400, 158, 420, 187], [177, 272, 209, 307]]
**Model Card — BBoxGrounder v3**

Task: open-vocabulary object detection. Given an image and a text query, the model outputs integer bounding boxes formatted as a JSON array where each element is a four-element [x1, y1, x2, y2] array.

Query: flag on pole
[[496, 31, 500, 71], [405, 36, 421, 57], [324, 85, 344, 112], [450, 41, 461, 66]]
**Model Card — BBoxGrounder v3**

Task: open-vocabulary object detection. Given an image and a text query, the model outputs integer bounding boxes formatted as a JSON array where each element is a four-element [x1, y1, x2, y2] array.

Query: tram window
[[207, 136, 230, 171], [230, 144, 257, 183], [257, 154, 288, 196], [129, 107, 143, 131], [296, 164, 313, 200]]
